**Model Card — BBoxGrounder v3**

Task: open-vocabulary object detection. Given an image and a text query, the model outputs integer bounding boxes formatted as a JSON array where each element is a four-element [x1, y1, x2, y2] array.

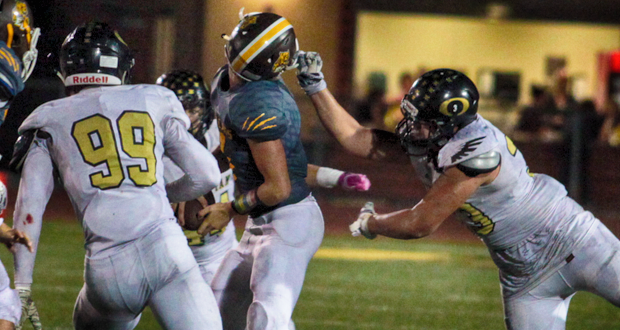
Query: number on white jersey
[[72, 111, 157, 189]]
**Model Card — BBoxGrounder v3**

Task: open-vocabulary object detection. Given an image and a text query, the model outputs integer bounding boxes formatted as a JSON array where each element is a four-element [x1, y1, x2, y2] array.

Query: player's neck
[[228, 67, 245, 89]]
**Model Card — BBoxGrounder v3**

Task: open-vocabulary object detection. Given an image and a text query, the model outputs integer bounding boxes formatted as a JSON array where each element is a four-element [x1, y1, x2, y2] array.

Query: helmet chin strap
[[21, 27, 40, 82]]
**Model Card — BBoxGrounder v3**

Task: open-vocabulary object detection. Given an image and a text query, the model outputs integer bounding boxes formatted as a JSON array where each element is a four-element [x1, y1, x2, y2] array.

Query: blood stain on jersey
[[451, 136, 485, 162], [25, 214, 33, 224], [272, 51, 290, 73]]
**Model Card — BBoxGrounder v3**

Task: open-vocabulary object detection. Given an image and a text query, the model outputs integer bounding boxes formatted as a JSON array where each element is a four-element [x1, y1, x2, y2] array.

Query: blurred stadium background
[[2, 0, 620, 328]]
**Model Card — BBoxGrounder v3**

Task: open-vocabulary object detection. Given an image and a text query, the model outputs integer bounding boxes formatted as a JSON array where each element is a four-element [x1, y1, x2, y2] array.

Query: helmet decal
[[439, 97, 470, 117], [239, 16, 257, 30], [272, 51, 289, 73], [114, 31, 128, 46], [230, 17, 292, 75], [14, 1, 31, 36]]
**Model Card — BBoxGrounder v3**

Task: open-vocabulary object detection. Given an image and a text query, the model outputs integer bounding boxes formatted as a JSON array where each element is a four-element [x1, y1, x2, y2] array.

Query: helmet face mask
[[397, 69, 479, 155], [60, 21, 134, 93], [225, 11, 298, 81], [0, 0, 40, 81]]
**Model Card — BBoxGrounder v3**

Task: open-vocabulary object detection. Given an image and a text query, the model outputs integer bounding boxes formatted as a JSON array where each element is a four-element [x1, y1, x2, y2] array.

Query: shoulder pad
[[437, 119, 500, 168], [456, 150, 501, 177], [9, 129, 51, 172], [229, 84, 288, 141]]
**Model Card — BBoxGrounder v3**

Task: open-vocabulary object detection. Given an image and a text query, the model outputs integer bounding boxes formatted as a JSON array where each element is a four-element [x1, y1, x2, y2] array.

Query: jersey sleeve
[[229, 83, 288, 141], [164, 117, 221, 203], [157, 86, 191, 131], [0, 41, 24, 102], [14, 136, 55, 287]]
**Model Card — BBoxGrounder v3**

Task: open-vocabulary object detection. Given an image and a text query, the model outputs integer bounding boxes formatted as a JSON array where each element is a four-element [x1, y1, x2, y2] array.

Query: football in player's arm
[[297, 51, 620, 330]]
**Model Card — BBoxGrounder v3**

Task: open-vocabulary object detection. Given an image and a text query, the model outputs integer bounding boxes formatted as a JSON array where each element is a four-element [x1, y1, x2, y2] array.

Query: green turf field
[[2, 220, 619, 329]]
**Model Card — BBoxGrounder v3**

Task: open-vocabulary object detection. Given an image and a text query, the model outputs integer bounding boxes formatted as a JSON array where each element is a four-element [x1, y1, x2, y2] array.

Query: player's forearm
[[309, 89, 376, 158], [165, 124, 221, 202], [14, 146, 54, 285], [368, 202, 443, 240]]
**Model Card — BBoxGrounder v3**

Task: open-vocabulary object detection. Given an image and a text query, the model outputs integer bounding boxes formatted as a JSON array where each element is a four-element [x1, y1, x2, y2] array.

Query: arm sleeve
[[164, 117, 221, 203], [13, 137, 55, 286]]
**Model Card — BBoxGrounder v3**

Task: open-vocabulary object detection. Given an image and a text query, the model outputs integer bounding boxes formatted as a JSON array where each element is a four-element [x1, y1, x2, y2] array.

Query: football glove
[[338, 172, 371, 191], [350, 202, 377, 239], [16, 288, 42, 330], [296, 51, 327, 95]]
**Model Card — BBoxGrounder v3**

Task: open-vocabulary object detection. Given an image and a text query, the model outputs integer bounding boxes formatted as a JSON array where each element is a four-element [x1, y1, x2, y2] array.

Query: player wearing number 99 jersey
[[11, 22, 222, 330]]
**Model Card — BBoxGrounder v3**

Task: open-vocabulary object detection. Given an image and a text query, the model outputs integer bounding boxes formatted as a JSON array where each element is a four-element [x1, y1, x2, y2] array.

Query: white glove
[[349, 202, 377, 239], [16, 288, 42, 330], [296, 51, 327, 95]]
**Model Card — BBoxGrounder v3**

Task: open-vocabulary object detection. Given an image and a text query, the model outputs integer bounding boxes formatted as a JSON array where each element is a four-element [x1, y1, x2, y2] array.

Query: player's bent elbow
[[403, 222, 436, 240]]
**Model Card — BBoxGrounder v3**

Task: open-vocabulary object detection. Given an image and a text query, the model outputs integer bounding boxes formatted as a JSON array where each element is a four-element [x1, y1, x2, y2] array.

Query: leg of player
[[561, 221, 620, 305], [145, 223, 222, 330], [0, 262, 20, 330], [503, 274, 576, 330], [246, 197, 324, 330], [72, 286, 141, 330], [504, 220, 620, 329], [149, 267, 222, 330], [211, 245, 254, 330]]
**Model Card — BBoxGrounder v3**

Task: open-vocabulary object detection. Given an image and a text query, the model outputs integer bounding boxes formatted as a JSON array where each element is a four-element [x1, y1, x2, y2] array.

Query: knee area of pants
[[247, 301, 269, 330]]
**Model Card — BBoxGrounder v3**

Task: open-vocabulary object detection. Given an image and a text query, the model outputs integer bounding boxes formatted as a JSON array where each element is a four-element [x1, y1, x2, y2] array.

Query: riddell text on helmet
[[65, 73, 122, 86]]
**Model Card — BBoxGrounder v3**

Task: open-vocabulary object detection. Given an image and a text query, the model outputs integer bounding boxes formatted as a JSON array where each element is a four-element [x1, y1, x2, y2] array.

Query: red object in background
[[0, 171, 6, 218], [610, 51, 620, 73]]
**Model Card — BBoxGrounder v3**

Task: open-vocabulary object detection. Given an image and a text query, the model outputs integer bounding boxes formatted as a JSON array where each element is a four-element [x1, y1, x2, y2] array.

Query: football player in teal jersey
[[198, 10, 331, 330]]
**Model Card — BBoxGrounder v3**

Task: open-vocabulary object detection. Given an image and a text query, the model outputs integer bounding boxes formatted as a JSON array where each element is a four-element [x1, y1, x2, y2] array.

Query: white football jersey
[[418, 115, 597, 297], [17, 84, 219, 258]]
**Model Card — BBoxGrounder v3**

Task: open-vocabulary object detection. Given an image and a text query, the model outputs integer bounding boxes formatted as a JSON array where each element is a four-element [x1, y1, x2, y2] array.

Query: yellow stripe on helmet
[[6, 24, 13, 48], [231, 18, 292, 74]]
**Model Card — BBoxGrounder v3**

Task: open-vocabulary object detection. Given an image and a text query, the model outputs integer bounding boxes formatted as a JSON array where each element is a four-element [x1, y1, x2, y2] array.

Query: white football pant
[[73, 220, 222, 330], [211, 195, 324, 330], [503, 220, 620, 330]]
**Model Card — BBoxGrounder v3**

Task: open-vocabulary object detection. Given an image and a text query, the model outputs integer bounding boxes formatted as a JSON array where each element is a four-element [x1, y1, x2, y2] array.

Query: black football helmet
[[225, 10, 298, 81], [59, 21, 134, 93], [397, 69, 479, 155], [0, 0, 39, 81], [156, 69, 214, 138]]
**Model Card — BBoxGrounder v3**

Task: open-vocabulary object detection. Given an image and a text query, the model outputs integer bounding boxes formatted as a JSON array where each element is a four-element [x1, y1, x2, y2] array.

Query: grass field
[[1, 220, 619, 330]]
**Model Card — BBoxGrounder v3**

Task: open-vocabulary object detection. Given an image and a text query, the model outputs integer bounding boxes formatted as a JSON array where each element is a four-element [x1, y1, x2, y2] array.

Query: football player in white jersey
[[0, 1, 41, 329], [11, 22, 223, 330], [297, 52, 620, 330]]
